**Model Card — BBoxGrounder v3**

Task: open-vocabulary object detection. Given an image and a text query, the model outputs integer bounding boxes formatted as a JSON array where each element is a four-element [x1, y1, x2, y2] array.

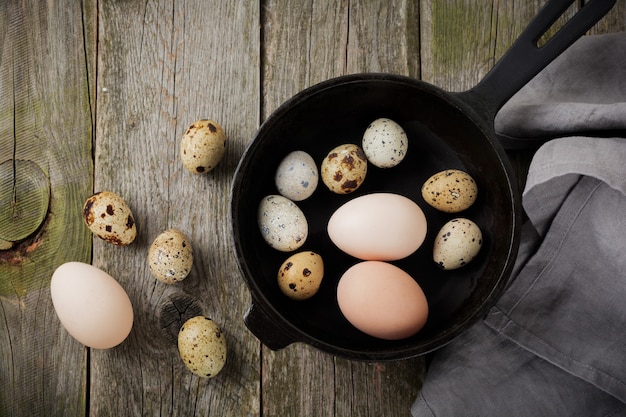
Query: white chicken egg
[[50, 262, 133, 349], [327, 193, 427, 261]]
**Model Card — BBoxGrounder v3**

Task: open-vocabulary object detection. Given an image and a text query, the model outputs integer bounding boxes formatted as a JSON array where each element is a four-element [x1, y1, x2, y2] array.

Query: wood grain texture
[[0, 0, 95, 416], [1, 0, 625, 416], [93, 1, 260, 415]]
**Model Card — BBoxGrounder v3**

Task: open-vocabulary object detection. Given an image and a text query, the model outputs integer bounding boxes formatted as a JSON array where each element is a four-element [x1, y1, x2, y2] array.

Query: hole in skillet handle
[[457, 0, 617, 150]]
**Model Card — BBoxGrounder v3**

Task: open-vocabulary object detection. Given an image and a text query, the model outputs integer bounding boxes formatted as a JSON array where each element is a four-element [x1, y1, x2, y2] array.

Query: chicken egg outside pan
[[337, 261, 428, 340], [50, 262, 133, 349]]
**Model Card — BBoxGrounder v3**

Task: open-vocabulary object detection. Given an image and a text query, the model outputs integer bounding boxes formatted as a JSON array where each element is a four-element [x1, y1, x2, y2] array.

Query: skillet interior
[[231, 74, 519, 359]]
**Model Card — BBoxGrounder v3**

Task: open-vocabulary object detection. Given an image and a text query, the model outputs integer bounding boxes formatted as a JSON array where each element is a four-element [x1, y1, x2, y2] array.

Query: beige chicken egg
[[277, 251, 324, 300], [83, 191, 137, 246], [421, 169, 478, 213], [180, 119, 226, 174], [433, 218, 483, 270], [178, 316, 227, 378], [50, 262, 134, 349], [337, 261, 428, 340], [148, 228, 194, 284], [327, 193, 427, 261], [320, 144, 367, 194]]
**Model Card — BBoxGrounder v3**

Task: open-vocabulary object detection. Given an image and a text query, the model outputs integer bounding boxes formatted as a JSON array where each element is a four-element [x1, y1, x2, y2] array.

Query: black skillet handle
[[244, 302, 296, 350], [460, 0, 617, 125]]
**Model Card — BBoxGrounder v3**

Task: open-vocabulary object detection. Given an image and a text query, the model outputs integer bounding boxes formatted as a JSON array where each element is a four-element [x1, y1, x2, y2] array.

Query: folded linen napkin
[[412, 33, 626, 417]]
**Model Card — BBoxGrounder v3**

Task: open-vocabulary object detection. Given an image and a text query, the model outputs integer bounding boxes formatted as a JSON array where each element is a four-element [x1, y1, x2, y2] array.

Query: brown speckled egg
[[178, 316, 227, 378], [148, 229, 194, 284], [433, 218, 482, 270], [421, 169, 478, 213], [277, 251, 324, 300], [83, 191, 137, 246], [320, 144, 367, 194], [180, 119, 226, 174]]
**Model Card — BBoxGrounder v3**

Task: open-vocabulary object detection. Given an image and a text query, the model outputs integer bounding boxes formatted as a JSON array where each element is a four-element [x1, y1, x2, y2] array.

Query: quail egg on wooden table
[[148, 228, 194, 284], [50, 262, 134, 349], [180, 119, 227, 174], [277, 251, 324, 300], [433, 218, 483, 270], [275, 150, 319, 201], [82, 191, 137, 246], [320, 143, 368, 194], [257, 195, 308, 251], [178, 316, 227, 378], [362, 118, 408, 168]]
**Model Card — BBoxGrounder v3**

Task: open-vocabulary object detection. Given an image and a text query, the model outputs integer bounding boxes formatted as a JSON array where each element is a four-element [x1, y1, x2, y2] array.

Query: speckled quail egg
[[180, 119, 226, 174], [362, 118, 408, 168], [148, 228, 194, 284], [178, 316, 227, 378], [320, 144, 368, 194], [433, 218, 482, 270], [82, 191, 137, 246], [421, 169, 478, 213], [277, 251, 324, 300], [258, 195, 308, 251], [275, 150, 319, 201]]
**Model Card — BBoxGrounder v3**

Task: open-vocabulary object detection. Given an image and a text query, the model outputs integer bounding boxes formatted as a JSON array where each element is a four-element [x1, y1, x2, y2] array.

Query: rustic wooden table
[[1, 1, 624, 416]]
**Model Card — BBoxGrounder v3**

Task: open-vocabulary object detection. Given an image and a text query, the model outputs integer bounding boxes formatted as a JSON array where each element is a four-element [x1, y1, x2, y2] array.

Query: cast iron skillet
[[230, 0, 616, 361]]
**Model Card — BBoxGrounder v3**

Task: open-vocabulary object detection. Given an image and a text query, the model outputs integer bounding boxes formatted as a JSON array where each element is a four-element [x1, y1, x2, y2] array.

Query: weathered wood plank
[[0, 0, 95, 416], [261, 1, 424, 416], [92, 1, 260, 415]]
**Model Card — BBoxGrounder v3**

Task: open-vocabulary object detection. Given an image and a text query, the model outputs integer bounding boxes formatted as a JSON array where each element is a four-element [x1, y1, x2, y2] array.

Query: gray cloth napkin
[[412, 33, 626, 417], [496, 31, 626, 146]]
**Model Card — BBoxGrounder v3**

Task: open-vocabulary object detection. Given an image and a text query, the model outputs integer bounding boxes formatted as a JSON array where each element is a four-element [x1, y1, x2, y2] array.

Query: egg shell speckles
[[433, 218, 482, 270], [421, 169, 478, 213], [148, 229, 194, 284], [258, 195, 308, 252], [275, 150, 319, 201], [180, 119, 226, 174], [320, 144, 367, 194], [362, 118, 408, 168], [277, 251, 324, 300], [83, 191, 137, 246], [178, 316, 227, 378]]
